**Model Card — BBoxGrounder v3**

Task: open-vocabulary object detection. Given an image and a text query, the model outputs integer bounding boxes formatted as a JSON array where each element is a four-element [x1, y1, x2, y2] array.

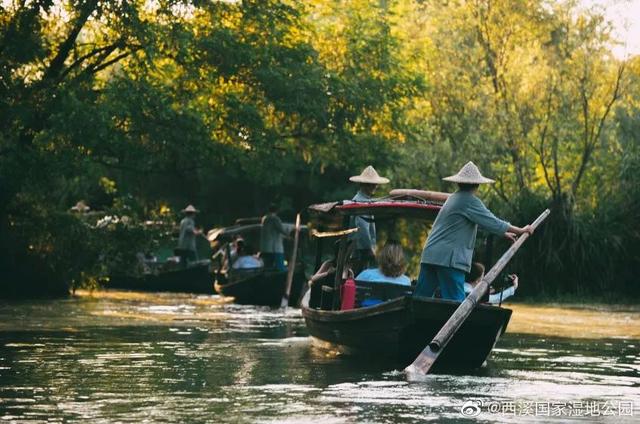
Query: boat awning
[[308, 199, 442, 220], [208, 222, 307, 243], [207, 224, 262, 243], [310, 228, 359, 238]]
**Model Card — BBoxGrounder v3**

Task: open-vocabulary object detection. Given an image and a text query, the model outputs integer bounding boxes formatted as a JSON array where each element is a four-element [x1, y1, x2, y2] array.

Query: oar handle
[[482, 208, 550, 284], [531, 208, 551, 228]]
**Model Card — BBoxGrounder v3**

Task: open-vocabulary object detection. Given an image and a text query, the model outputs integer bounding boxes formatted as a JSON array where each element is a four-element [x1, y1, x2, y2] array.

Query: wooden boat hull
[[302, 295, 512, 370], [108, 263, 214, 294], [215, 269, 307, 307]]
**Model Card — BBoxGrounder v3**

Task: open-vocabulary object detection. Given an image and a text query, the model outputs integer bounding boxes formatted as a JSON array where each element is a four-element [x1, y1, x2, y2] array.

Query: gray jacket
[[178, 216, 197, 252], [260, 213, 289, 254], [421, 191, 509, 272], [349, 191, 376, 251]]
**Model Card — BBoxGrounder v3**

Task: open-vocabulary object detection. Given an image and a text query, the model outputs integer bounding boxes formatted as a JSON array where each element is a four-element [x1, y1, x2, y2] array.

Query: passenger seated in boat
[[356, 242, 411, 307], [232, 241, 264, 270], [219, 235, 244, 270], [229, 235, 244, 263], [465, 262, 518, 304], [308, 255, 355, 309], [135, 251, 157, 274], [356, 242, 411, 286]]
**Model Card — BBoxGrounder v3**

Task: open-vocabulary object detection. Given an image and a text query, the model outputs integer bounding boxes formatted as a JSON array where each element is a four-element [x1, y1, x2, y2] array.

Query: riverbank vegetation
[[1, 0, 639, 299]]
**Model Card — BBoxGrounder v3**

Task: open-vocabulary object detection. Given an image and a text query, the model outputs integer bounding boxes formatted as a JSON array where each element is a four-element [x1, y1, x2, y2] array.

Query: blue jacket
[[356, 268, 411, 286], [421, 191, 509, 272]]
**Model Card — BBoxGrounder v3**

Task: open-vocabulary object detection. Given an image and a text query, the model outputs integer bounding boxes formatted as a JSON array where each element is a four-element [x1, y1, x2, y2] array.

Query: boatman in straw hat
[[176, 204, 202, 266], [415, 162, 533, 302], [349, 165, 390, 274]]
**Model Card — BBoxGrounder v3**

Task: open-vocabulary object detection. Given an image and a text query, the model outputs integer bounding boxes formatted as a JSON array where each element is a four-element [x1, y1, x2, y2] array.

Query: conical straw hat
[[181, 204, 199, 213], [70, 200, 90, 212], [443, 161, 495, 184], [349, 166, 390, 185]]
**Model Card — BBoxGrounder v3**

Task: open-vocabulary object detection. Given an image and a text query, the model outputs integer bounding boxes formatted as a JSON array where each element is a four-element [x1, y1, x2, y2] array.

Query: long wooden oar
[[405, 208, 551, 375], [281, 213, 302, 308]]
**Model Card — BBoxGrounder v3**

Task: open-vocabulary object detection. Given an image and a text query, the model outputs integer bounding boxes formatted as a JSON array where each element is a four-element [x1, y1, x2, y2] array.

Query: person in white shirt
[[465, 262, 518, 304], [232, 241, 264, 270]]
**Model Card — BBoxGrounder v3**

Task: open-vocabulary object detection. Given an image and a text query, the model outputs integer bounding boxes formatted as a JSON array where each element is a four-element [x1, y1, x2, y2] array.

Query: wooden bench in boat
[[354, 280, 414, 306]]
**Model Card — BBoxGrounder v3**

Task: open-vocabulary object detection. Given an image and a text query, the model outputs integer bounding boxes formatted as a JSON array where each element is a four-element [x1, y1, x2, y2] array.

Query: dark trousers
[[175, 249, 196, 268], [262, 252, 286, 271]]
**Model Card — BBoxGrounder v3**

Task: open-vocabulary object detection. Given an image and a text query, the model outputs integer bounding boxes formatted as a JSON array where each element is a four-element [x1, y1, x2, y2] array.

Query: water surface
[[0, 291, 638, 423]]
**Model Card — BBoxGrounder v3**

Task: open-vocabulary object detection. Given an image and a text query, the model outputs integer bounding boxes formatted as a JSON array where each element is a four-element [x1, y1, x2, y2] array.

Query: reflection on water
[[0, 291, 638, 423], [507, 303, 640, 339]]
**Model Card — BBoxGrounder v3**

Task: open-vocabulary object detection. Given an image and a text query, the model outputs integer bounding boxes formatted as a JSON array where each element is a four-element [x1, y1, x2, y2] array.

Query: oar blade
[[280, 294, 289, 308], [405, 346, 439, 375]]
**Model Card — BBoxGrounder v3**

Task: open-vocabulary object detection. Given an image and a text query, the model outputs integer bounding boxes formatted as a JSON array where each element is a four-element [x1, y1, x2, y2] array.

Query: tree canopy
[[1, 0, 639, 298]]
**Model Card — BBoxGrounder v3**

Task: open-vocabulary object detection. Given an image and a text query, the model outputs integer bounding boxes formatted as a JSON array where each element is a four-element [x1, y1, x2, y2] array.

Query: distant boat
[[107, 260, 213, 294], [301, 194, 513, 371], [209, 222, 307, 307], [215, 268, 306, 307]]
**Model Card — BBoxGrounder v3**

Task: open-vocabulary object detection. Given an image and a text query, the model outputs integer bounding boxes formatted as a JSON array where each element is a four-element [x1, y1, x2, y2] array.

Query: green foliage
[[1, 0, 639, 298]]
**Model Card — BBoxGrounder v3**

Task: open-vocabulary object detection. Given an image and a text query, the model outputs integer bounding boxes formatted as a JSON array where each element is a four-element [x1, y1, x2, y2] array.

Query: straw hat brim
[[349, 175, 390, 184], [182, 207, 199, 213], [70, 202, 90, 212], [442, 175, 495, 184]]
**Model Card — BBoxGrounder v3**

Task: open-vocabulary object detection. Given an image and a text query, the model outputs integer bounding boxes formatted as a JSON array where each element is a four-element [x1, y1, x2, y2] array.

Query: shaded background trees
[[1, 0, 638, 299]]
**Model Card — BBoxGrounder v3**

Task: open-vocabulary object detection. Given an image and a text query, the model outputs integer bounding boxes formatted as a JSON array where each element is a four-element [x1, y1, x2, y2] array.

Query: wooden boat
[[210, 222, 307, 307], [215, 268, 307, 307], [107, 260, 213, 294], [301, 194, 514, 371], [302, 291, 511, 370]]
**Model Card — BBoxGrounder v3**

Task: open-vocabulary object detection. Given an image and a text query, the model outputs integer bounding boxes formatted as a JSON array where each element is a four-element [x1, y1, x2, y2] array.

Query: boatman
[[415, 162, 533, 301], [260, 204, 291, 271], [176, 204, 202, 266], [348, 165, 390, 274]]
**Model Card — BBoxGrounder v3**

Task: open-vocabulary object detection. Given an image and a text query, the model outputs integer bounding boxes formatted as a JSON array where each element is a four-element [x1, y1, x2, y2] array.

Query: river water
[[0, 291, 638, 423]]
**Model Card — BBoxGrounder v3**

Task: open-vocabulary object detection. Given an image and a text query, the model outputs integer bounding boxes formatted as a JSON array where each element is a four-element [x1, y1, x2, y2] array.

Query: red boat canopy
[[308, 199, 443, 220]]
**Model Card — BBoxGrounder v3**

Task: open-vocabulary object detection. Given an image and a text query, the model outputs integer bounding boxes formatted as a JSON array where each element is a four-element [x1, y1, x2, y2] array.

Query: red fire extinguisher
[[340, 278, 356, 310]]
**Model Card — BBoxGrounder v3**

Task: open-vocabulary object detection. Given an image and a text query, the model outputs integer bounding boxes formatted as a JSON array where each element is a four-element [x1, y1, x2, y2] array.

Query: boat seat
[[354, 281, 413, 306], [309, 278, 415, 310]]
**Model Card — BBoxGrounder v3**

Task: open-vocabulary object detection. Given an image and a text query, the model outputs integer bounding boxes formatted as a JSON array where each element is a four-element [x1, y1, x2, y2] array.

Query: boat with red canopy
[[301, 191, 513, 371]]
